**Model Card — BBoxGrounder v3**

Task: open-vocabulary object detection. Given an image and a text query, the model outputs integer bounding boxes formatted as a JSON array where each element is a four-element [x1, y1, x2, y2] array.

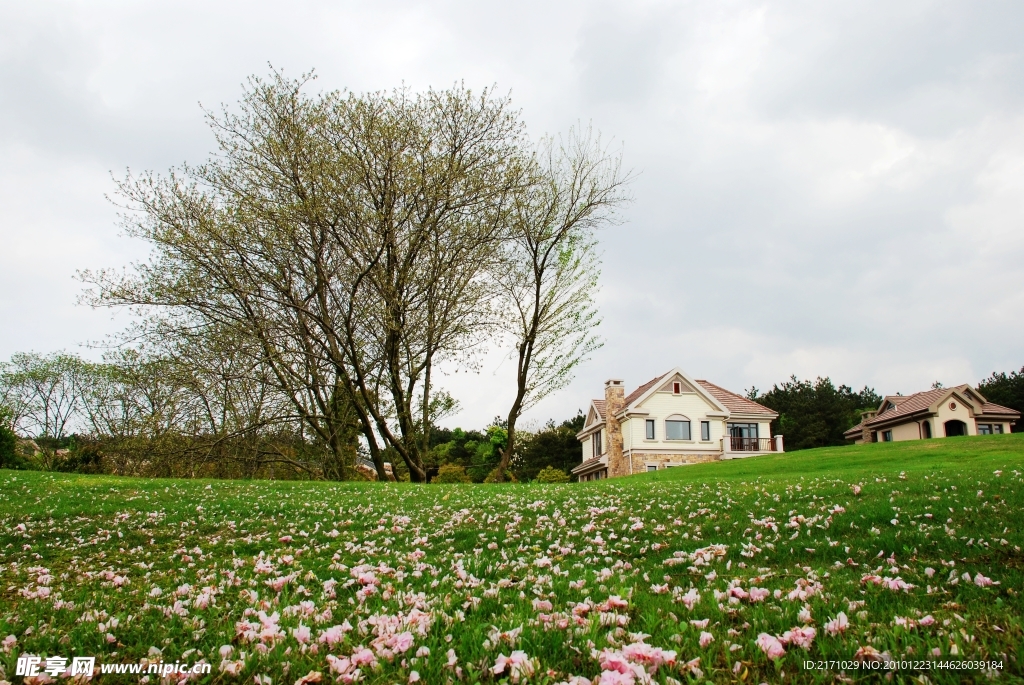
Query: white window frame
[[593, 431, 603, 457], [665, 415, 691, 441], [645, 419, 655, 440], [646, 464, 658, 473], [672, 381, 681, 394], [700, 420, 710, 441]]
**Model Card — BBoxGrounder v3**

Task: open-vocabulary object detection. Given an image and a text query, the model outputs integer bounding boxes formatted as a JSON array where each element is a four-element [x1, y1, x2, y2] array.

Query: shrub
[[53, 436, 104, 474], [535, 466, 570, 483], [433, 463, 472, 484], [0, 424, 32, 470], [483, 466, 518, 483]]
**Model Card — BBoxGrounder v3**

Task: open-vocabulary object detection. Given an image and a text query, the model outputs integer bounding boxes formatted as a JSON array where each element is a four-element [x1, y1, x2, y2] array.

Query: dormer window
[[672, 382, 681, 394]]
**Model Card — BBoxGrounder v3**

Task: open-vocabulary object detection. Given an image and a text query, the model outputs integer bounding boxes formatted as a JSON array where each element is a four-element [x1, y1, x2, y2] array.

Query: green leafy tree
[[432, 463, 472, 484], [429, 422, 507, 483], [481, 425, 512, 483], [513, 411, 585, 481], [0, 410, 18, 469], [534, 466, 570, 483], [978, 367, 1024, 433], [751, 377, 881, 450], [0, 406, 31, 470]]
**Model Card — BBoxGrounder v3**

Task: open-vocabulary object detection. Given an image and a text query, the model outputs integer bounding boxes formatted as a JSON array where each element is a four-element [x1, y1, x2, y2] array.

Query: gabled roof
[[863, 384, 1006, 427], [619, 368, 733, 416], [577, 399, 608, 439], [580, 369, 777, 426], [866, 387, 950, 425], [695, 380, 777, 418]]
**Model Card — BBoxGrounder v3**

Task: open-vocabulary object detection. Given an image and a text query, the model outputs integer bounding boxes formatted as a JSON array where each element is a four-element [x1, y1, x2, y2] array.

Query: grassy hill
[[1, 434, 1022, 683]]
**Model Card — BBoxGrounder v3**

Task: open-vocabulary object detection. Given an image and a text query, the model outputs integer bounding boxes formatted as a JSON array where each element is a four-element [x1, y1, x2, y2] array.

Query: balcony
[[721, 435, 783, 458], [729, 437, 775, 451]]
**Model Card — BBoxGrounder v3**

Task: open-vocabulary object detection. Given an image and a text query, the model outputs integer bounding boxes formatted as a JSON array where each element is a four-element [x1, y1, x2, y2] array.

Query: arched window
[[665, 415, 691, 440], [944, 420, 966, 437]]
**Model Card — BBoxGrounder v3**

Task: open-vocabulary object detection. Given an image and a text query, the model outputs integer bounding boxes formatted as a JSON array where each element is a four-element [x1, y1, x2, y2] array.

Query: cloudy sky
[[2, 0, 1022, 430]]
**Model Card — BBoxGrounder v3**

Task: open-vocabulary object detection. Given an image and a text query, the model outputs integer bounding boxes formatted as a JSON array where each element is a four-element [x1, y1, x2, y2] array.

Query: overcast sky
[[2, 0, 1022, 430]]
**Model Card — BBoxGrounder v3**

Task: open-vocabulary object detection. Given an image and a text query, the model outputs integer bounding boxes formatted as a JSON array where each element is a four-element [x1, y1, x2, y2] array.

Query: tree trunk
[[497, 337, 533, 480]]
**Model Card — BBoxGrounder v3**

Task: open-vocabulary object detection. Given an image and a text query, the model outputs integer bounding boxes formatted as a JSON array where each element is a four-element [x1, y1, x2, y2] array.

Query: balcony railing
[[729, 436, 776, 452]]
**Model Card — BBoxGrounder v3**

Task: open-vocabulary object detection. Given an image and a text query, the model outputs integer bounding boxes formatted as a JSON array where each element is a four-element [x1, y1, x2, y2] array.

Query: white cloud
[[1, 0, 1022, 429]]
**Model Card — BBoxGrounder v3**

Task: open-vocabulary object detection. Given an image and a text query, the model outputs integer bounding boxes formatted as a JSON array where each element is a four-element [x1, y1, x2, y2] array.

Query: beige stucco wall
[[628, 390, 724, 448], [889, 422, 922, 441], [933, 398, 977, 436]]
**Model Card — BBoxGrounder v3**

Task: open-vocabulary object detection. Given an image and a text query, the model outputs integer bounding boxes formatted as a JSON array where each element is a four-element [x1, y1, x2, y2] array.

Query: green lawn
[[1, 434, 1022, 684]]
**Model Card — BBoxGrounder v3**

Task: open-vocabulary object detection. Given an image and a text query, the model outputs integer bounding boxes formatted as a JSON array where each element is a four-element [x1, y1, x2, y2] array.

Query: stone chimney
[[604, 379, 626, 477], [860, 410, 877, 444]]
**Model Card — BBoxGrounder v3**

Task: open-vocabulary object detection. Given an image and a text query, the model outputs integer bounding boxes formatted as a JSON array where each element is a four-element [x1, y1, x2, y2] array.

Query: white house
[[573, 368, 781, 480]]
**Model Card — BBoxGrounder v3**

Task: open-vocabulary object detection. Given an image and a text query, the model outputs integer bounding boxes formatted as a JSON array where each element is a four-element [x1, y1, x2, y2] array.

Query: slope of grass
[[1, 434, 1022, 684]]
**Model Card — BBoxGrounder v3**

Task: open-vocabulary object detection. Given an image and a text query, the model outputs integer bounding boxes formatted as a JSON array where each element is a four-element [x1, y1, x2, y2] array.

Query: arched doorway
[[921, 421, 932, 439], [944, 420, 967, 437]]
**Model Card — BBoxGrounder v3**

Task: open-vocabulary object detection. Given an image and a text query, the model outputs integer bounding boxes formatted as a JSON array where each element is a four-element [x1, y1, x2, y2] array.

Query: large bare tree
[[82, 72, 528, 481], [491, 129, 630, 480]]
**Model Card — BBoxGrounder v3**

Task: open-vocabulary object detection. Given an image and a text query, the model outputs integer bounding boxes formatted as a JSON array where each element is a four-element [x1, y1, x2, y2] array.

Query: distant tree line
[[0, 348, 586, 481], [423, 412, 584, 483], [0, 349, 361, 478], [978, 367, 1024, 432], [747, 377, 881, 451]]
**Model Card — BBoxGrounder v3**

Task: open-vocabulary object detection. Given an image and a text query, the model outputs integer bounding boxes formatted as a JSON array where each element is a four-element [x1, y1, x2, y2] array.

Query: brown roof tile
[[866, 387, 956, 426], [696, 380, 778, 418], [980, 402, 1021, 417], [595, 371, 778, 420], [571, 456, 605, 474], [844, 422, 865, 437], [623, 376, 664, 407]]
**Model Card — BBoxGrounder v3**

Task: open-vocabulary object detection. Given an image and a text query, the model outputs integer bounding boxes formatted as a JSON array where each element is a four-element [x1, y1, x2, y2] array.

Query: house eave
[[576, 422, 605, 440], [976, 412, 1019, 421], [866, 410, 932, 430], [572, 457, 608, 475], [727, 412, 778, 421]]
